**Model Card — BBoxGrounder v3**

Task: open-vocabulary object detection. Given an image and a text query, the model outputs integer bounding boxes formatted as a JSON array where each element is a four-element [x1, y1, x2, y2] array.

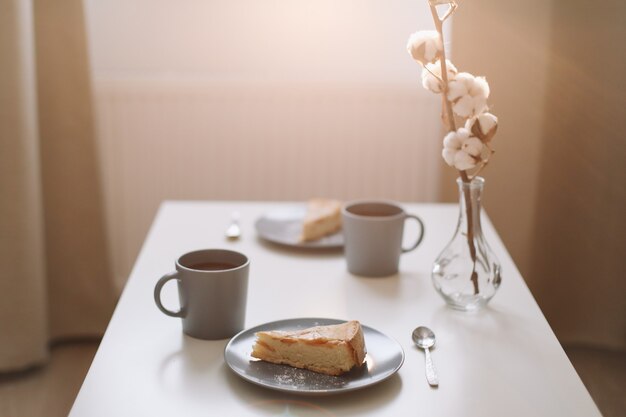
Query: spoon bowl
[[225, 212, 242, 239], [412, 326, 436, 349]]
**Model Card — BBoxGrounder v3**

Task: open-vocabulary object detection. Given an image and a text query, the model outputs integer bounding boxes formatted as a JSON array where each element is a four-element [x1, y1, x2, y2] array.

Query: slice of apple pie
[[251, 320, 366, 376]]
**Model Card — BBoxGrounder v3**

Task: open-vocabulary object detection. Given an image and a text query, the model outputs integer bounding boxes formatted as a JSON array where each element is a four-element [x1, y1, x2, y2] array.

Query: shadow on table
[[157, 335, 228, 396], [221, 362, 403, 415], [342, 270, 425, 302], [430, 303, 547, 365]]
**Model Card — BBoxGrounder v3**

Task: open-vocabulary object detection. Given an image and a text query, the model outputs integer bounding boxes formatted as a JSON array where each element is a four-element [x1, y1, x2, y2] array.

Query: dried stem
[[470, 145, 495, 179], [470, 161, 488, 179], [424, 65, 443, 83], [440, 3, 457, 22], [429, 2, 479, 295], [428, 5, 456, 132]]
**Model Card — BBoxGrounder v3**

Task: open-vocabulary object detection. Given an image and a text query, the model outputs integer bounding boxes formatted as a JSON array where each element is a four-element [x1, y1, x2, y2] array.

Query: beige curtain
[[452, 0, 626, 350], [0, 0, 116, 372], [529, 0, 626, 350]]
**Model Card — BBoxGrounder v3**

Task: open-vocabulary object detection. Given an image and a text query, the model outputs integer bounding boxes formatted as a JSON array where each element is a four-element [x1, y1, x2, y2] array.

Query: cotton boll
[[469, 95, 488, 118], [462, 137, 483, 157], [422, 59, 457, 93], [407, 30, 442, 65], [447, 73, 490, 118], [441, 127, 482, 171], [442, 148, 456, 166], [452, 95, 474, 118], [454, 151, 478, 171], [477, 113, 498, 143], [466, 112, 498, 143], [471, 76, 490, 100], [457, 127, 472, 139], [478, 113, 497, 134], [443, 128, 464, 149], [422, 72, 441, 94], [447, 72, 473, 101], [468, 76, 489, 116]]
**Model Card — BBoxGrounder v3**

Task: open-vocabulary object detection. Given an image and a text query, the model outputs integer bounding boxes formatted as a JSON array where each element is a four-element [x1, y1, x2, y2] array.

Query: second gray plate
[[255, 207, 343, 248]]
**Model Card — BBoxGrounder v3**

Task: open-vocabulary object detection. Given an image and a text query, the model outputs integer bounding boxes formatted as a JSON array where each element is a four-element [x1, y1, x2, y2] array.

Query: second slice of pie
[[299, 199, 342, 242]]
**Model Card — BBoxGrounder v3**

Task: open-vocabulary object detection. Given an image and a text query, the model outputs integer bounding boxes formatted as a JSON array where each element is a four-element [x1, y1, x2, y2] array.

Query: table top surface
[[69, 201, 601, 417]]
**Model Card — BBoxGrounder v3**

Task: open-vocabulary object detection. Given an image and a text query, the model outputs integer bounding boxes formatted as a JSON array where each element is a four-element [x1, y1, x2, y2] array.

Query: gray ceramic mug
[[342, 201, 425, 277], [154, 249, 250, 340]]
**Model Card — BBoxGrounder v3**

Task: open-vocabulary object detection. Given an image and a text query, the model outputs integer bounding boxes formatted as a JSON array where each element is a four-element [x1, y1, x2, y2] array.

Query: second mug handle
[[154, 271, 185, 318], [402, 214, 425, 253]]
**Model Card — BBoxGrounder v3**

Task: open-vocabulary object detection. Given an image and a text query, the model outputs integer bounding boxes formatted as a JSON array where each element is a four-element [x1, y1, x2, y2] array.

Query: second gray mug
[[154, 249, 249, 340], [342, 201, 425, 277]]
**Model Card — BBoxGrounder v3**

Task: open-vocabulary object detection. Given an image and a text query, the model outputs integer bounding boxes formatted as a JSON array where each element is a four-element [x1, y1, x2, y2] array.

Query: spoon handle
[[424, 347, 439, 387]]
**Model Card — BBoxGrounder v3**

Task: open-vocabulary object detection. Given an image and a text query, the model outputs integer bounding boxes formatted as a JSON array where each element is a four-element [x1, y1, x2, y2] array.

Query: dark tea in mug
[[187, 262, 238, 271]]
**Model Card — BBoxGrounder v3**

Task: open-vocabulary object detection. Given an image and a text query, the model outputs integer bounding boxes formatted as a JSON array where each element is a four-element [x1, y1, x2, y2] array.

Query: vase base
[[442, 292, 490, 312]]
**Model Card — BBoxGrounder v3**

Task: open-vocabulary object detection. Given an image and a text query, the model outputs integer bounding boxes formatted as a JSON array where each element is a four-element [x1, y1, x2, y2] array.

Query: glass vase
[[432, 177, 501, 311]]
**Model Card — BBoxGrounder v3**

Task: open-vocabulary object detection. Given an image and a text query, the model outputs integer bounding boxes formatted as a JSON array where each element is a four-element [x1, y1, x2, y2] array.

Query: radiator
[[93, 76, 444, 286]]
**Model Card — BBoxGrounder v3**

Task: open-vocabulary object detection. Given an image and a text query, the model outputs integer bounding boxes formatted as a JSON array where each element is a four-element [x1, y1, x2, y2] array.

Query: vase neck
[[456, 177, 484, 234]]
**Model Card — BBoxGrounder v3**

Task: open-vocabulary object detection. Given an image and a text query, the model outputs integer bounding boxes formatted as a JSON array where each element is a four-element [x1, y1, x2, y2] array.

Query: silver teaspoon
[[225, 211, 241, 239], [412, 326, 439, 387]]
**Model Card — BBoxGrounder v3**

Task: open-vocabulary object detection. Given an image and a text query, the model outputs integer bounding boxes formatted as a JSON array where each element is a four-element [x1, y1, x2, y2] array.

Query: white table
[[69, 201, 601, 416]]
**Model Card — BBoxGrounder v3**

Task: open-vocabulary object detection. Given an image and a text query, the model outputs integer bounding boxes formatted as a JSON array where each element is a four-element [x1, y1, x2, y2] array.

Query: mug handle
[[154, 271, 185, 317], [402, 214, 425, 253]]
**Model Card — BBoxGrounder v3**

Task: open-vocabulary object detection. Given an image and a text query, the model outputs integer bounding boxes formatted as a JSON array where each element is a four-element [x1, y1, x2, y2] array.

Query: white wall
[[84, 0, 437, 84], [83, 1, 446, 287]]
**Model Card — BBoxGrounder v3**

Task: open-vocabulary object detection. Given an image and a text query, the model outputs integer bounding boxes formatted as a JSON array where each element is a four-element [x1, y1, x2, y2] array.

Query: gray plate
[[224, 318, 404, 396], [255, 207, 343, 248]]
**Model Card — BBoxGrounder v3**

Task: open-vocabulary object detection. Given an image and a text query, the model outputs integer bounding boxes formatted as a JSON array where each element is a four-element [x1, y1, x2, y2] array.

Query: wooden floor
[[565, 346, 626, 417], [0, 342, 623, 417], [0, 341, 98, 417]]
